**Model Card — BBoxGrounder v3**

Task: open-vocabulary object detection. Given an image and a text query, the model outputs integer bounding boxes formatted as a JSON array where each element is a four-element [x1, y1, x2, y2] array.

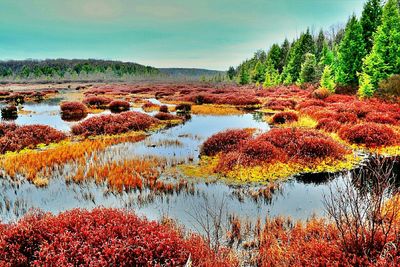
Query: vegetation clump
[[271, 111, 299, 124], [1, 105, 18, 120], [71, 111, 158, 136], [109, 100, 130, 112], [60, 101, 88, 120], [83, 96, 112, 108]]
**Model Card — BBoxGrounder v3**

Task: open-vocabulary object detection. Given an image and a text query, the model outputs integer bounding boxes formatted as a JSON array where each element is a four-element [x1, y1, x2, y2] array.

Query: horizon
[[0, 0, 365, 71]]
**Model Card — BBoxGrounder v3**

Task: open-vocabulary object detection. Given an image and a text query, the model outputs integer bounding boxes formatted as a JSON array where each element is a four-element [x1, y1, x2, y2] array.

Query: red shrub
[[297, 99, 326, 110], [272, 112, 299, 124], [159, 105, 169, 113], [365, 112, 398, 125], [239, 139, 287, 165], [154, 112, 180, 121], [312, 88, 331, 99], [109, 100, 130, 112], [0, 123, 17, 136], [0, 125, 66, 153], [200, 129, 253, 156], [60, 101, 87, 116], [339, 123, 397, 147], [0, 208, 234, 266], [258, 128, 347, 162], [316, 118, 342, 133], [1, 105, 17, 119], [83, 96, 112, 108], [71, 111, 158, 136], [265, 99, 297, 110], [175, 103, 192, 113]]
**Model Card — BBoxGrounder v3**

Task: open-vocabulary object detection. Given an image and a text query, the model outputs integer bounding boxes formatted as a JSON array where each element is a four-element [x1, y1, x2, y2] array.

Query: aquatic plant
[[339, 123, 398, 147], [60, 101, 88, 121], [154, 112, 181, 121], [141, 101, 160, 112], [109, 100, 130, 112], [71, 111, 158, 136], [200, 129, 253, 157], [0, 124, 66, 154], [264, 99, 297, 110], [0, 208, 236, 266]]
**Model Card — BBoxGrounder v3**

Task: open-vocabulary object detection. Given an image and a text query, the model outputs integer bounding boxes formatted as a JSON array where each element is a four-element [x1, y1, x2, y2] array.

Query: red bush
[[71, 111, 158, 136], [316, 118, 342, 133], [159, 105, 169, 113], [200, 129, 253, 156], [154, 112, 180, 121], [109, 100, 130, 112], [60, 101, 87, 116], [272, 112, 299, 124], [83, 96, 112, 108], [297, 99, 326, 110], [239, 139, 286, 165], [365, 112, 398, 125], [0, 208, 234, 266], [0, 124, 66, 153], [1, 105, 17, 119], [0, 123, 17, 136], [265, 99, 297, 110], [258, 128, 347, 162], [339, 123, 398, 147]]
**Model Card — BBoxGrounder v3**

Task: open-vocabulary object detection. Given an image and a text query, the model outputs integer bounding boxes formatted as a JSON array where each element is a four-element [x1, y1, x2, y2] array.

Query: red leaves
[[200, 129, 253, 156], [154, 112, 180, 121], [316, 118, 342, 132], [109, 100, 130, 112], [0, 208, 233, 266], [0, 124, 66, 153], [71, 111, 158, 136], [339, 123, 398, 147], [83, 96, 112, 108], [265, 99, 297, 110], [60, 101, 88, 121]]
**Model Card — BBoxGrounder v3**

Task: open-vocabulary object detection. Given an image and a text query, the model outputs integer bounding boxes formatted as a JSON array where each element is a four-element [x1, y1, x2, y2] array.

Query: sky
[[0, 0, 365, 70]]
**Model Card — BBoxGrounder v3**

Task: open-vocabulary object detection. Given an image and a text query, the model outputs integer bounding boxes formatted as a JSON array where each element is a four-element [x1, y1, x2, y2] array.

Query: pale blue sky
[[0, 0, 365, 70]]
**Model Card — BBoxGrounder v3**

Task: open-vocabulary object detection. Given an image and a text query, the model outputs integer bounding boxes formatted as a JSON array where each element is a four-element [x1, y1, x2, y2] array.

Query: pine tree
[[315, 29, 326, 61], [361, 0, 400, 88], [319, 42, 335, 67], [335, 15, 366, 85], [227, 66, 236, 80], [251, 61, 266, 83], [282, 29, 316, 83], [320, 65, 336, 93], [358, 72, 374, 97], [360, 0, 383, 53], [299, 53, 317, 83], [267, 44, 282, 72], [238, 67, 250, 85], [263, 59, 280, 88], [279, 39, 291, 73]]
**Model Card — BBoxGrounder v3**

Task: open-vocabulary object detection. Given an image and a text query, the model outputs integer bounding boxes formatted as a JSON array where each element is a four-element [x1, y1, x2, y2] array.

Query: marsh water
[[0, 92, 376, 229]]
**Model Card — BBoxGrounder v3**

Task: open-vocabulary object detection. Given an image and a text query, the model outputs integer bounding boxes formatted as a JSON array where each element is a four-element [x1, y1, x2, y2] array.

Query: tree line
[[229, 0, 400, 98], [0, 59, 160, 81]]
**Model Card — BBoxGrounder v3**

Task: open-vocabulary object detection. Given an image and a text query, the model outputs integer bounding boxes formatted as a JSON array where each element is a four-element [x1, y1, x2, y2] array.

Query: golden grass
[[191, 104, 244, 115]]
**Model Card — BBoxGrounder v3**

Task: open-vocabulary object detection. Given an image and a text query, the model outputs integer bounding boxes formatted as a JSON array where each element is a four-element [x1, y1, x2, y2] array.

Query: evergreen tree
[[227, 66, 236, 80], [282, 29, 316, 83], [279, 39, 291, 73], [319, 42, 335, 67], [299, 53, 317, 83], [315, 29, 326, 61], [238, 67, 250, 85], [335, 15, 366, 85], [267, 44, 282, 72], [361, 0, 400, 88], [320, 65, 336, 93], [251, 61, 266, 83], [360, 0, 383, 53], [358, 72, 374, 97], [263, 59, 280, 88]]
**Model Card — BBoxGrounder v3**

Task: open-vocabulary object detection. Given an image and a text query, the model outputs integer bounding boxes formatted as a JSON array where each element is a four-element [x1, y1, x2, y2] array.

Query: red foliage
[[71, 111, 158, 136], [109, 100, 130, 112], [258, 128, 347, 162], [272, 112, 299, 124], [159, 105, 169, 113], [297, 99, 326, 110], [365, 112, 398, 125], [60, 101, 87, 116], [339, 123, 398, 147], [83, 96, 112, 107], [0, 208, 235, 266], [1, 105, 17, 119], [0, 123, 17, 136], [154, 112, 180, 121], [265, 99, 297, 110], [0, 124, 66, 153], [200, 129, 253, 156], [316, 118, 342, 133]]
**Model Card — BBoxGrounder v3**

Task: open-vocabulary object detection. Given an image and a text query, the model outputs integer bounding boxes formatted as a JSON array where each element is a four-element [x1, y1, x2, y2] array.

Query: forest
[[231, 0, 400, 99]]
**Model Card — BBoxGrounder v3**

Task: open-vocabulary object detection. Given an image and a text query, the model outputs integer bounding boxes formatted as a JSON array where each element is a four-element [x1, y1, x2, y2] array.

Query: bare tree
[[323, 155, 399, 260]]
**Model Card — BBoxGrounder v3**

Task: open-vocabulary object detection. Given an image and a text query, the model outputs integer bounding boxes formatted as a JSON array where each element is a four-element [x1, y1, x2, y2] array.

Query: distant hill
[[159, 68, 225, 78], [0, 59, 160, 82]]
